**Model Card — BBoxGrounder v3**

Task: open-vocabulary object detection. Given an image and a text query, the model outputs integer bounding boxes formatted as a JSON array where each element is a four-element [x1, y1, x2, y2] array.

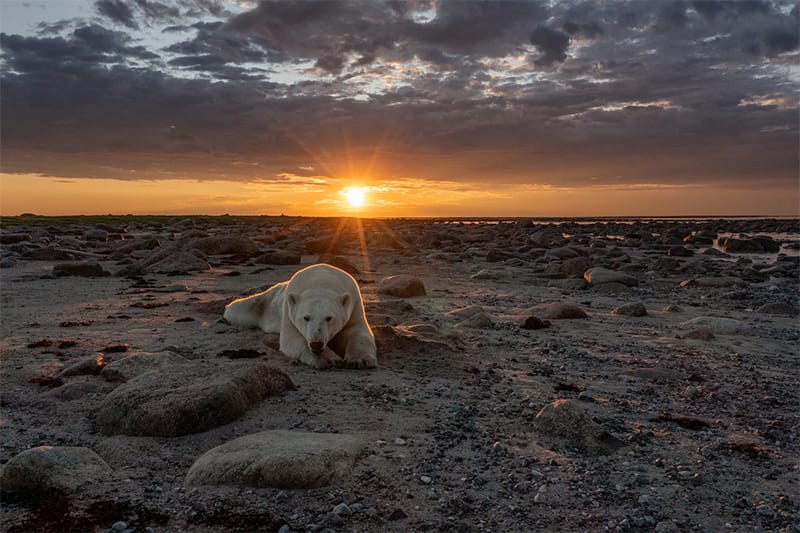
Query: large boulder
[[534, 400, 624, 455], [94, 363, 294, 437], [185, 430, 366, 489], [0, 446, 112, 494]]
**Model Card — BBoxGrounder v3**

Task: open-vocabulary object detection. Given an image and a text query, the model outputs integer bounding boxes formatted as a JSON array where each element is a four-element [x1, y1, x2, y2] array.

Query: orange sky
[[2, 172, 798, 217]]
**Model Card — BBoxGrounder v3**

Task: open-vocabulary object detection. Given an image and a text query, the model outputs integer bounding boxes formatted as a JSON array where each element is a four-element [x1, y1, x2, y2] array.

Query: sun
[[342, 186, 366, 208]]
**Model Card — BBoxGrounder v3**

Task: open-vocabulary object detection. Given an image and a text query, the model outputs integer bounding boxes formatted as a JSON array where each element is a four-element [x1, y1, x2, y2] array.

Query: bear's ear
[[340, 293, 350, 308], [287, 293, 298, 306]]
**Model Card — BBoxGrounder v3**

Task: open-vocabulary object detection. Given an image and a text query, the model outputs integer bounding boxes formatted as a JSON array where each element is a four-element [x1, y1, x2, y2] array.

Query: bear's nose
[[309, 341, 325, 353]]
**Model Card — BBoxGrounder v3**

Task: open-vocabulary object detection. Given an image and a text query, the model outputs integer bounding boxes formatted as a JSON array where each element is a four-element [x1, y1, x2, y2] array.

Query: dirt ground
[[1, 217, 798, 532]]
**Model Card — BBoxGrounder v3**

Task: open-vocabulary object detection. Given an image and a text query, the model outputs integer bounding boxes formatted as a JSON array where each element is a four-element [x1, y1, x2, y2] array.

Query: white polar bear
[[223, 264, 377, 369]]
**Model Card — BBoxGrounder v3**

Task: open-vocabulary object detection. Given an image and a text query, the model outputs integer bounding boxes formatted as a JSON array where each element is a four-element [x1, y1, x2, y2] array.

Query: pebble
[[111, 521, 128, 532], [420, 475, 432, 484], [332, 502, 351, 516]]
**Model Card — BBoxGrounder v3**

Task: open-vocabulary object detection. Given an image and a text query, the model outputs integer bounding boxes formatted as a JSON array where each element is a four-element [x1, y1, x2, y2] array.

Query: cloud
[[0, 0, 796, 199], [96, 0, 139, 29], [529, 25, 571, 65]]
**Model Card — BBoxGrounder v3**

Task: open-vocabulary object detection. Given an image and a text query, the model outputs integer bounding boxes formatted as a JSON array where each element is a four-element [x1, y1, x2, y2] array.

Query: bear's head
[[287, 290, 351, 355]]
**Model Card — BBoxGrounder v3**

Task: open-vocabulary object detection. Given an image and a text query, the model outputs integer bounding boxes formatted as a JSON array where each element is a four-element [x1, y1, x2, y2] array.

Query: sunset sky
[[1, 0, 798, 217]]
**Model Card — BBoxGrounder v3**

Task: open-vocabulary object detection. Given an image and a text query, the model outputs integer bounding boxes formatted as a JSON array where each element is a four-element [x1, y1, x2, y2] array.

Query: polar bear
[[223, 264, 377, 369]]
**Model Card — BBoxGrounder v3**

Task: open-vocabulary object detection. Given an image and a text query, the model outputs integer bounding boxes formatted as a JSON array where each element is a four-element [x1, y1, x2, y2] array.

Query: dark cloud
[[96, 0, 138, 29], [1, 0, 797, 193], [529, 25, 570, 65]]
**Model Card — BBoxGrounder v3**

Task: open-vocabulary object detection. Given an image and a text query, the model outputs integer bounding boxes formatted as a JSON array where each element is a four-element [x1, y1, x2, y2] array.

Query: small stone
[[394, 437, 407, 445], [521, 315, 551, 329], [420, 475, 432, 484], [278, 525, 291, 533], [111, 521, 128, 531], [612, 302, 647, 317], [332, 503, 351, 516]]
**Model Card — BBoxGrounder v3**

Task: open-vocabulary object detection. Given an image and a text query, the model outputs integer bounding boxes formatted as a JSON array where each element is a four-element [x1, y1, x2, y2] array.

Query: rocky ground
[[0, 216, 798, 533]]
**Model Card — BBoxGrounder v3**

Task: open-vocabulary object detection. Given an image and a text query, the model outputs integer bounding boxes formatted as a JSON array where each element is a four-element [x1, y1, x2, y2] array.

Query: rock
[[317, 254, 360, 276], [534, 399, 624, 455], [0, 233, 32, 244], [679, 277, 743, 288], [100, 351, 191, 382], [720, 236, 780, 253], [188, 235, 259, 256], [94, 363, 294, 437], [0, 446, 112, 494], [680, 316, 746, 335], [455, 312, 494, 329], [521, 316, 551, 329], [682, 329, 716, 341], [667, 246, 693, 257], [612, 302, 647, 317], [559, 256, 593, 278], [53, 262, 110, 277], [254, 251, 302, 265], [378, 275, 426, 297], [583, 267, 638, 287], [56, 354, 106, 378], [83, 229, 108, 242], [184, 430, 366, 489], [547, 278, 588, 290], [591, 282, 634, 295], [23, 247, 78, 261], [663, 304, 683, 312], [445, 305, 485, 320], [470, 268, 501, 280], [146, 250, 211, 274], [528, 302, 588, 319], [373, 324, 463, 353], [333, 502, 351, 516], [756, 302, 799, 316]]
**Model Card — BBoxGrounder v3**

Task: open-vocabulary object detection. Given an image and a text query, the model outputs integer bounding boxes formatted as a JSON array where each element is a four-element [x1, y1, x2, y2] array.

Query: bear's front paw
[[341, 354, 377, 369], [302, 348, 341, 369]]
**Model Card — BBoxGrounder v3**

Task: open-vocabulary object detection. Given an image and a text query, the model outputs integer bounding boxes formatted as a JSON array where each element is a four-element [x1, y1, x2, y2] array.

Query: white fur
[[224, 264, 377, 369]]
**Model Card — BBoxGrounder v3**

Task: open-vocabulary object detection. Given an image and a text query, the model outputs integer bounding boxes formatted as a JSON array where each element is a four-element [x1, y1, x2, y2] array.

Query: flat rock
[[534, 399, 624, 455], [612, 302, 648, 317], [528, 302, 588, 319], [188, 235, 259, 256], [53, 262, 110, 277], [100, 351, 191, 382], [721, 236, 780, 253], [94, 363, 294, 437], [679, 277, 744, 288], [254, 251, 301, 265], [591, 282, 634, 295], [584, 267, 638, 287], [547, 278, 588, 290], [317, 255, 360, 276], [373, 324, 463, 353], [0, 446, 112, 494], [378, 275, 426, 297], [680, 316, 747, 335], [681, 328, 716, 341], [455, 312, 494, 329], [184, 430, 366, 489], [756, 302, 799, 316]]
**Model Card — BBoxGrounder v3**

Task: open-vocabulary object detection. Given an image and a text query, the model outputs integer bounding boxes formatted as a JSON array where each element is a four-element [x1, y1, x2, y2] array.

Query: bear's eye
[[303, 315, 310, 322], [325, 316, 332, 322]]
